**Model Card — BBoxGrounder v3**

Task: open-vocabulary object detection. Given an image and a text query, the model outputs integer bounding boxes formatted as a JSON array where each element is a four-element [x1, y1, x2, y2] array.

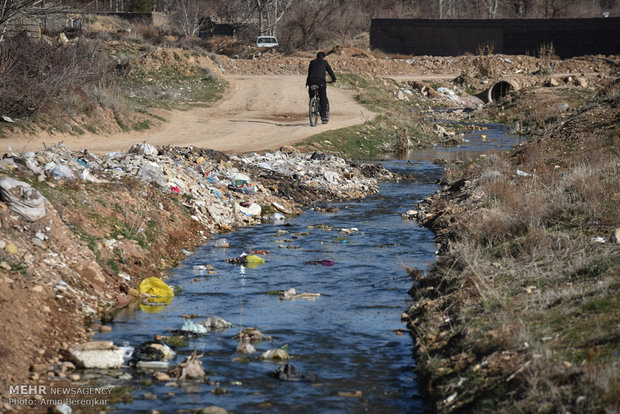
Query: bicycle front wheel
[[309, 97, 319, 127]]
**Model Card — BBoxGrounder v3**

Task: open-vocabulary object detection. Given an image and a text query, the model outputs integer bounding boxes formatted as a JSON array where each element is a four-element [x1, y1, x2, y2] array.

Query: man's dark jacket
[[306, 58, 336, 85]]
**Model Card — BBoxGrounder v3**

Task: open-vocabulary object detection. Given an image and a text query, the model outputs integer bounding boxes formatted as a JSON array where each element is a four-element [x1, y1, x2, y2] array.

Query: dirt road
[[0, 75, 374, 155]]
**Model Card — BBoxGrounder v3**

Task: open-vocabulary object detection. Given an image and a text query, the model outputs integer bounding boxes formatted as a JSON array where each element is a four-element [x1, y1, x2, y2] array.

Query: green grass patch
[[132, 120, 151, 131], [299, 72, 433, 159]]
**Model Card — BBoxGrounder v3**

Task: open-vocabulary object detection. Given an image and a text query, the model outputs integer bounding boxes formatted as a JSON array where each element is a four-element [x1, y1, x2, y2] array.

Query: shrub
[[0, 34, 110, 117]]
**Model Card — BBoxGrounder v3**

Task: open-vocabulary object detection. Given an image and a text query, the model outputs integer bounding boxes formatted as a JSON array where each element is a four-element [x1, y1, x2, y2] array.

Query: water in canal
[[96, 126, 523, 413]]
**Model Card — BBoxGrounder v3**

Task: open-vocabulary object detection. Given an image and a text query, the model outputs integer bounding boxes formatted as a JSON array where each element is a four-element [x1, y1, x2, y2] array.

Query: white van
[[256, 36, 278, 47]]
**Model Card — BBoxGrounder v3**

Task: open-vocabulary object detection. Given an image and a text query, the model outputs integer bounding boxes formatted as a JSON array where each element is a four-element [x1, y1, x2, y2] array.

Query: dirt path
[[0, 75, 374, 155]]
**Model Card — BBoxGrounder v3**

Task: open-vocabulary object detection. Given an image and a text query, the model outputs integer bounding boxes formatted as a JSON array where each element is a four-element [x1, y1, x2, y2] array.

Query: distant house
[[3, 15, 41, 39], [2, 12, 83, 39]]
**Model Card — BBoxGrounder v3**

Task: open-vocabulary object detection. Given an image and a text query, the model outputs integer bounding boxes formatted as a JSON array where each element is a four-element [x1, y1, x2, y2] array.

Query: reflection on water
[[406, 123, 525, 162]]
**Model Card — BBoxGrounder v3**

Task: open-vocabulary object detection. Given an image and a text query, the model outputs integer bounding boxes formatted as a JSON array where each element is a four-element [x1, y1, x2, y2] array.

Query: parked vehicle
[[256, 36, 278, 47]]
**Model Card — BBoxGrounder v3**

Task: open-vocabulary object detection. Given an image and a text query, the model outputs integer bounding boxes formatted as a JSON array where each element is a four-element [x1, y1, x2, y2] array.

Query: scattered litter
[[515, 169, 531, 177], [280, 288, 321, 301], [237, 202, 261, 217], [193, 264, 216, 271], [402, 210, 418, 220], [226, 254, 265, 268], [177, 350, 206, 380], [211, 383, 228, 395], [199, 316, 233, 331], [0, 144, 390, 267], [50, 165, 75, 180], [271, 201, 291, 215], [214, 239, 230, 248], [82, 169, 108, 183], [338, 390, 363, 398], [591, 236, 606, 243], [233, 327, 273, 343], [129, 141, 158, 157], [305, 260, 335, 266], [269, 212, 285, 221], [270, 363, 315, 382], [69, 341, 124, 369], [131, 340, 176, 366], [236, 337, 256, 354], [261, 345, 290, 360]]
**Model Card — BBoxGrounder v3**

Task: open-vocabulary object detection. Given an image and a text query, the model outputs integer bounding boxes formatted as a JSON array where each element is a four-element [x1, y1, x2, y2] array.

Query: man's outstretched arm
[[326, 63, 336, 82]]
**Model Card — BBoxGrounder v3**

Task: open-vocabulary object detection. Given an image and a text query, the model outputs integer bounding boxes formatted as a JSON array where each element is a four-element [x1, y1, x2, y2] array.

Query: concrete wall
[[370, 18, 620, 58]]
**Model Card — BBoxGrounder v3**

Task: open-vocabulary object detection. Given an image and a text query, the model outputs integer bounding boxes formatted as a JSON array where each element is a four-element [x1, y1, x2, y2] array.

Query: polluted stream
[[91, 126, 523, 413]]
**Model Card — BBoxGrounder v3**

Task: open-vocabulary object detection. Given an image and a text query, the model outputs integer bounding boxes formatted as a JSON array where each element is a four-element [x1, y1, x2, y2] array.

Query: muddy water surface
[[95, 126, 523, 413]]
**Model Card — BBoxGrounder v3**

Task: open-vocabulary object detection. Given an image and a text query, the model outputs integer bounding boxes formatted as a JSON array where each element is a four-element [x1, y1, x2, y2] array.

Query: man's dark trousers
[[307, 79, 329, 120]]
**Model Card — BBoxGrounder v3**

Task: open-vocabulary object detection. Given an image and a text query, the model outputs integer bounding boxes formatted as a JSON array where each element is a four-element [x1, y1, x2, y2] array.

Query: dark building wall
[[370, 18, 620, 58]]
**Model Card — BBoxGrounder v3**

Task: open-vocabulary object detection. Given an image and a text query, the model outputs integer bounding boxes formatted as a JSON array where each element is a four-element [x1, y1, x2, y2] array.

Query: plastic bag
[[246, 255, 265, 268], [129, 141, 158, 156], [0, 176, 47, 221], [180, 320, 208, 334], [238, 202, 262, 217], [138, 277, 174, 297], [226, 254, 265, 268], [50, 165, 75, 180]]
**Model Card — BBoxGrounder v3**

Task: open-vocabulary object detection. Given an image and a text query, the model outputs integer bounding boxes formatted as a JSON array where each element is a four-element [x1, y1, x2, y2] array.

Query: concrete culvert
[[487, 80, 518, 103]]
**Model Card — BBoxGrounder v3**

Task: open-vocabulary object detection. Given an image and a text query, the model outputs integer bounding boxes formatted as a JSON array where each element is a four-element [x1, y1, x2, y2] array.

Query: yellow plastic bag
[[245, 254, 265, 269], [138, 277, 174, 297]]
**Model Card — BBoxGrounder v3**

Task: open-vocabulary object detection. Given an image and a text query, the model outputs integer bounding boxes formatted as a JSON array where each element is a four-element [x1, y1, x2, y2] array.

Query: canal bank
[[406, 91, 620, 413]]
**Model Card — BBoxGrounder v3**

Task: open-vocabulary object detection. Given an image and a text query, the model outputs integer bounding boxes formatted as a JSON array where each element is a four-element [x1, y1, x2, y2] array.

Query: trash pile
[[237, 150, 393, 200], [2, 143, 391, 232]]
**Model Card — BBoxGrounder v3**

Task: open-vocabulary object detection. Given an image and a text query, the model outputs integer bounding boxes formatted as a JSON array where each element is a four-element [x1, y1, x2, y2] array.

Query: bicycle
[[308, 83, 330, 127]]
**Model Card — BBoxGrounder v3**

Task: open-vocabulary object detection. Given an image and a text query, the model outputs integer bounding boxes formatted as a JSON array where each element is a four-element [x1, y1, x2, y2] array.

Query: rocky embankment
[[402, 88, 620, 412], [0, 142, 391, 407]]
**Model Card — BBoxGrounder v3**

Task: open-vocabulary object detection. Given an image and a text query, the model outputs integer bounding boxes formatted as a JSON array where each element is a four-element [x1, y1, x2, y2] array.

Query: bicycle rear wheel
[[309, 97, 319, 126]]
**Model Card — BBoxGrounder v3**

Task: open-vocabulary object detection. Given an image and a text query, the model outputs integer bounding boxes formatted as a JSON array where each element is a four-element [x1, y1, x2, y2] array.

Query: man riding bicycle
[[306, 51, 336, 124]]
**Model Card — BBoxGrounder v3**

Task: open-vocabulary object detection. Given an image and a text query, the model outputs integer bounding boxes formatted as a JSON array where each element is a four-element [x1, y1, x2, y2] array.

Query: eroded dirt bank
[[403, 84, 620, 412], [0, 143, 391, 410]]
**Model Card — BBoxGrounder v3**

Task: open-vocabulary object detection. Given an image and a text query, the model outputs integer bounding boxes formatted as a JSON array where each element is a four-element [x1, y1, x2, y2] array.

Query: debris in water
[[200, 316, 233, 331], [261, 345, 291, 360], [131, 340, 176, 366], [175, 350, 206, 380], [337, 390, 363, 398], [270, 363, 315, 382], [180, 320, 208, 334], [280, 288, 320, 301], [226, 253, 265, 268], [305, 260, 335, 266], [233, 327, 273, 343], [236, 337, 256, 354]]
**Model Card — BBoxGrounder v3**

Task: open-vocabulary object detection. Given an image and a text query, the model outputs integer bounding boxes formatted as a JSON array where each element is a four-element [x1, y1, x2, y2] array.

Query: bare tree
[[170, 0, 209, 37], [254, 0, 293, 36], [280, 1, 340, 49], [482, 0, 499, 17]]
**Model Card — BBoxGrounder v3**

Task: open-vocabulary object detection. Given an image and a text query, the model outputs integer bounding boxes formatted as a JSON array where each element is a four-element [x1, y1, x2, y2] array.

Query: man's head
[[316, 51, 326, 60]]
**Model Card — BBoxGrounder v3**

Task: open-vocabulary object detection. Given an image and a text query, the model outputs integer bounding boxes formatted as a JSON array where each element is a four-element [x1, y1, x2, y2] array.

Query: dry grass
[[409, 92, 620, 412], [473, 43, 496, 79]]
